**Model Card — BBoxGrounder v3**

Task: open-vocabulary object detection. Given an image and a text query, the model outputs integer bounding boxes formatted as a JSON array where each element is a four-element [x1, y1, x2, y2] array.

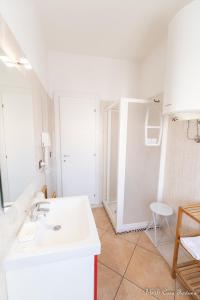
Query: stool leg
[[152, 212, 158, 246], [165, 216, 172, 239]]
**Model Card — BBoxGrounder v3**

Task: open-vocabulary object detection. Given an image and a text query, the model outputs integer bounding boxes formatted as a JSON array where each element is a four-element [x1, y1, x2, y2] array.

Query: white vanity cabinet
[[3, 197, 100, 300], [5, 255, 96, 300], [164, 0, 200, 118]]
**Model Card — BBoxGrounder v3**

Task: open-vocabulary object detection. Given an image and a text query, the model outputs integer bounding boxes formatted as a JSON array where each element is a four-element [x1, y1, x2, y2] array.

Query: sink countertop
[[4, 196, 101, 270]]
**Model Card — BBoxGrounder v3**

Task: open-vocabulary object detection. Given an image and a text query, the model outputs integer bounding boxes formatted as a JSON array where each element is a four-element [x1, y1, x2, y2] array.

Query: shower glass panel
[[103, 103, 119, 224], [123, 102, 161, 225], [107, 110, 119, 209]]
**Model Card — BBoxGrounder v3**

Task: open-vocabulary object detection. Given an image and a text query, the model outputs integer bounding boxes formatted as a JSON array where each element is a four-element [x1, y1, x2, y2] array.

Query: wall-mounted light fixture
[[0, 55, 32, 69], [18, 57, 32, 69]]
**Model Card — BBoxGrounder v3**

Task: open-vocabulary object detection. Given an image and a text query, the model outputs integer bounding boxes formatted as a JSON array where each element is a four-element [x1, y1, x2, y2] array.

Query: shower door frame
[[116, 97, 152, 232]]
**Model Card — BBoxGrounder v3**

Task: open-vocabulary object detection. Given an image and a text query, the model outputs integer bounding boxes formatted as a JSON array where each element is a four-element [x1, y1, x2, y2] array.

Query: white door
[[60, 98, 97, 203]]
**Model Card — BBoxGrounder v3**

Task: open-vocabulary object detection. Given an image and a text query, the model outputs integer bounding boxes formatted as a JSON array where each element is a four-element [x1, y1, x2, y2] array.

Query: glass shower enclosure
[[103, 98, 162, 232]]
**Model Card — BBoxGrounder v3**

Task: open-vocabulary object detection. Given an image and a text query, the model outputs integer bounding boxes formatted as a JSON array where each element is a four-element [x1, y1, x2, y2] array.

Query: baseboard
[[90, 202, 103, 208], [116, 221, 149, 233]]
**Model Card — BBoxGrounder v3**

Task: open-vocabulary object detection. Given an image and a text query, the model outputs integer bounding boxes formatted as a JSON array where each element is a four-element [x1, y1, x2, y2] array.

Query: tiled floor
[[92, 207, 192, 300]]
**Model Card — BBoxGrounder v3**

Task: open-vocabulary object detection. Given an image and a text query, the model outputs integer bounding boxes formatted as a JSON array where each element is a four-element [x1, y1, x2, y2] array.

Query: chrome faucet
[[30, 201, 50, 221]]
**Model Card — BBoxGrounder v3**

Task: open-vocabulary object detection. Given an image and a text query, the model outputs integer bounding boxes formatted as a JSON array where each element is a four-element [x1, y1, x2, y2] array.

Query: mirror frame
[[0, 170, 3, 208]]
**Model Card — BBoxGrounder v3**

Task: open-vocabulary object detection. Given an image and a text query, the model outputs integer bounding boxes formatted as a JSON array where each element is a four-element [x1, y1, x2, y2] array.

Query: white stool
[[148, 202, 173, 246]]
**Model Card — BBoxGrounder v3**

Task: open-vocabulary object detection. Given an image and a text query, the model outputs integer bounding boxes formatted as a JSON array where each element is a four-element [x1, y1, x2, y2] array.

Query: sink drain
[[53, 225, 61, 231]]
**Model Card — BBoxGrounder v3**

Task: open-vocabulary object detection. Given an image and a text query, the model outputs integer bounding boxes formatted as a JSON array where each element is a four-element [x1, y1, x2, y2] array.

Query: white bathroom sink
[[4, 196, 100, 270]]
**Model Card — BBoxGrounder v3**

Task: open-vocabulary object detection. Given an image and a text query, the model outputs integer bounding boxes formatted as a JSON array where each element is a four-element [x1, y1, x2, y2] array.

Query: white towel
[[181, 236, 200, 260]]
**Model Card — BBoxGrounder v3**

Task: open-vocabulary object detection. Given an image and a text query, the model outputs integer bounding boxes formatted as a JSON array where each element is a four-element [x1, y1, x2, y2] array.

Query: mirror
[[0, 48, 36, 209]]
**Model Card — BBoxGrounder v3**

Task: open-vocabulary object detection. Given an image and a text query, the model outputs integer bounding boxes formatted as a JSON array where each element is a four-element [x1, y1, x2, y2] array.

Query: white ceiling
[[36, 0, 193, 61]]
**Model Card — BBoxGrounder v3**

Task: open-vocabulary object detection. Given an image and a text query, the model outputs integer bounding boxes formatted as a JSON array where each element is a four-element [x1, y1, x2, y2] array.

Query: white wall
[[0, 0, 48, 90], [48, 51, 139, 100], [139, 38, 167, 98]]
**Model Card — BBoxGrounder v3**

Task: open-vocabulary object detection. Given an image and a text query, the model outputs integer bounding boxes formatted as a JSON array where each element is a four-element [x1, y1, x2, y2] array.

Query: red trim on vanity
[[94, 255, 98, 300]]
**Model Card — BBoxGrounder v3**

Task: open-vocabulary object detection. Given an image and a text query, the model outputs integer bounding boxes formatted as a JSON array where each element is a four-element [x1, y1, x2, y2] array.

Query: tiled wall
[[163, 121, 200, 207], [163, 120, 200, 229], [0, 17, 54, 300]]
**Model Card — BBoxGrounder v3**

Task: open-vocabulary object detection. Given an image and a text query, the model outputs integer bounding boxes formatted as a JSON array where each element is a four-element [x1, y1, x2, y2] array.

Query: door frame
[[54, 92, 100, 205]]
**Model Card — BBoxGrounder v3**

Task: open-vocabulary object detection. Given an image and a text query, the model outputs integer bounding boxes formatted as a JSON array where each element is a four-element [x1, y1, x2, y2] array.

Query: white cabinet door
[[60, 98, 97, 203]]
